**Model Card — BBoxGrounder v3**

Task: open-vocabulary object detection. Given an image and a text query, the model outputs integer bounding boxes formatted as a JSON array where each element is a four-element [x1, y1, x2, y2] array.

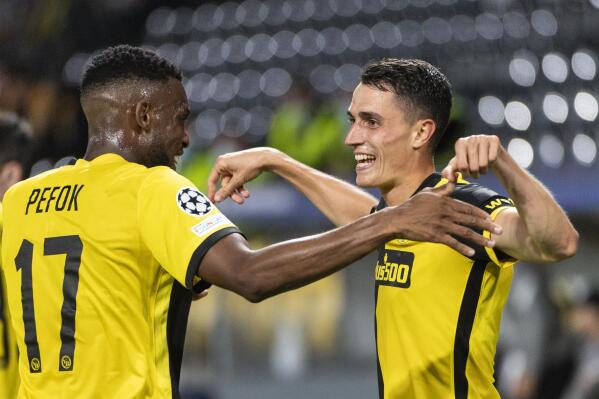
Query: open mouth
[[355, 153, 376, 169]]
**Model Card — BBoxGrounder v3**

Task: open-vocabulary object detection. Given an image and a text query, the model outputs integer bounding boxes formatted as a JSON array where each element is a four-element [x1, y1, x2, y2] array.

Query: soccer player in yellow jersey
[[0, 47, 501, 399], [209, 59, 579, 399], [0, 112, 35, 398]]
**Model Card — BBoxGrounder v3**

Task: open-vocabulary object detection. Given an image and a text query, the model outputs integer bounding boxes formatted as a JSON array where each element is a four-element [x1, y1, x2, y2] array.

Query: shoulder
[[139, 166, 193, 190]]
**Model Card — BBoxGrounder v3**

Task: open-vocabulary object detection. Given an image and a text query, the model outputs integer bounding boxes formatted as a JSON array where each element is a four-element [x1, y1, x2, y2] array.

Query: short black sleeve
[[451, 183, 514, 263]]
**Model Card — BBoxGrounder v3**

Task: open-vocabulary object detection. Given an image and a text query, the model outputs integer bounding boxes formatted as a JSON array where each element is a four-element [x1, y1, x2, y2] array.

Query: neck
[[83, 128, 136, 163], [381, 161, 435, 206]]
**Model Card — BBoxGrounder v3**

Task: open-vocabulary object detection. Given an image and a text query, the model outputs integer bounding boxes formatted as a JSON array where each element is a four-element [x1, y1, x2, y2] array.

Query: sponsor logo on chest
[[375, 249, 414, 288]]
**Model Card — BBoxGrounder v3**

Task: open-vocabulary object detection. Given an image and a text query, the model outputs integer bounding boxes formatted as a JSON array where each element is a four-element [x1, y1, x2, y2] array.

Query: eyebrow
[[347, 110, 384, 121]]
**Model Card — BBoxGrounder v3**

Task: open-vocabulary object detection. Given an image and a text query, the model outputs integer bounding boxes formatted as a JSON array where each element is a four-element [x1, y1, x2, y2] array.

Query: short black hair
[[361, 58, 452, 153], [80, 44, 182, 95], [0, 112, 34, 174]]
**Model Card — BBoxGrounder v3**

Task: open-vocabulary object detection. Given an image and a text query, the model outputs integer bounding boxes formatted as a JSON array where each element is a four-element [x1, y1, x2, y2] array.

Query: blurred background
[[1, 0, 599, 398]]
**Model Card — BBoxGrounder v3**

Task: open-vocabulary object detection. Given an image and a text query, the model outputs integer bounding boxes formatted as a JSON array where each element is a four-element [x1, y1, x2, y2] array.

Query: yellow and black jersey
[[0, 153, 240, 399], [372, 173, 516, 399], [0, 203, 20, 398]]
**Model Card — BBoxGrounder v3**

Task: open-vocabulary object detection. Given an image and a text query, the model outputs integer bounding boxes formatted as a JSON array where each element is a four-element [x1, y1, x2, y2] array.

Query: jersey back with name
[[0, 154, 240, 398], [373, 173, 516, 399]]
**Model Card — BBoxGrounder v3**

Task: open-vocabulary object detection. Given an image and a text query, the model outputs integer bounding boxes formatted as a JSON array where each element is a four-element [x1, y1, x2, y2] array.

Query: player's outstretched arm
[[208, 147, 377, 226], [198, 183, 502, 302], [442, 134, 578, 263]]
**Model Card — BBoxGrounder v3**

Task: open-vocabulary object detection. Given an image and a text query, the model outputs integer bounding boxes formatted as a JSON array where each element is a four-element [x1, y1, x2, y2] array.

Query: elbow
[[558, 228, 579, 259], [545, 228, 579, 262], [234, 270, 269, 303]]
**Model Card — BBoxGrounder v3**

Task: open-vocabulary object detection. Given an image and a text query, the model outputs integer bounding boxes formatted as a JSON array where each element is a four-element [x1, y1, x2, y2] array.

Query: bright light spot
[[542, 53, 569, 83], [531, 9, 558, 36], [572, 134, 597, 166], [539, 134, 565, 168], [505, 101, 532, 131], [260, 68, 293, 97], [542, 93, 569, 124], [592, 0, 599, 9], [574, 92, 599, 121], [509, 57, 536, 87], [478, 96, 505, 125], [508, 138, 534, 168], [572, 50, 597, 80], [475, 13, 503, 40]]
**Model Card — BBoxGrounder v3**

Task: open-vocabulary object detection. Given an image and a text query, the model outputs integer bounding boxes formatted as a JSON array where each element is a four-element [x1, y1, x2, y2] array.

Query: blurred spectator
[[563, 291, 599, 399]]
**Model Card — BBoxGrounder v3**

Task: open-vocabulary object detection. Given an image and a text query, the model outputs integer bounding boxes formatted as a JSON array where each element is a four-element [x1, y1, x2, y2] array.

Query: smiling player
[[209, 58, 579, 399]]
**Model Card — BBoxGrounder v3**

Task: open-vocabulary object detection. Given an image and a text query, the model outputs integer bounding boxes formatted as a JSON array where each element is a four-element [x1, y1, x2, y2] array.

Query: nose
[[344, 123, 364, 147]]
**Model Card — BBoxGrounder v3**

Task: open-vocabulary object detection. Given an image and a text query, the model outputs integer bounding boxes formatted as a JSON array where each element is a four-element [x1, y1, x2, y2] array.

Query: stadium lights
[[509, 56, 537, 87], [475, 13, 503, 40], [572, 50, 597, 80], [508, 138, 534, 169], [478, 96, 505, 126], [505, 101, 532, 131], [531, 10, 558, 37], [542, 53, 569, 83], [539, 134, 565, 168], [372, 21, 402, 48], [574, 91, 599, 122], [503, 12, 530, 39], [542, 93, 569, 124], [572, 134, 597, 166]]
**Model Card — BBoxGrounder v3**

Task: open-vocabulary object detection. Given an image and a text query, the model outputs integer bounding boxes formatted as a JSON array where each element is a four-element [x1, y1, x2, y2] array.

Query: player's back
[[1, 153, 209, 398]]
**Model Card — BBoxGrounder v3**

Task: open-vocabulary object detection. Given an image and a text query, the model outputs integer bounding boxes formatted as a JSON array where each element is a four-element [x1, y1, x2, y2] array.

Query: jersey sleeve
[[450, 181, 517, 268], [137, 167, 242, 290]]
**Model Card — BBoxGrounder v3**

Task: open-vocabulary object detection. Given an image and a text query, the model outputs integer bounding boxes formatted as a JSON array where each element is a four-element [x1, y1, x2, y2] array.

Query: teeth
[[355, 153, 376, 162]]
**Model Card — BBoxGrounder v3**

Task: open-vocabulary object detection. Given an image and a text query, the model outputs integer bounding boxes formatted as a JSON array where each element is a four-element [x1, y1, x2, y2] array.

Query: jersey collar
[[74, 153, 128, 167], [375, 172, 443, 211]]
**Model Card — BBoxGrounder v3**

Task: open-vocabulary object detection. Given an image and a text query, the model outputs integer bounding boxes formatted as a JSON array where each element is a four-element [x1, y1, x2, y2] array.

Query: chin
[[355, 174, 377, 188]]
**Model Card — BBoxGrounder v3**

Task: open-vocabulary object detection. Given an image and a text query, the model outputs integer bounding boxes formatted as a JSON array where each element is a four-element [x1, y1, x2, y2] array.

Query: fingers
[[192, 289, 209, 301], [466, 139, 480, 178], [478, 139, 490, 175], [449, 223, 495, 249], [438, 235, 476, 257], [207, 167, 222, 202], [433, 180, 456, 196], [215, 175, 246, 203], [454, 139, 469, 177], [441, 157, 457, 183]]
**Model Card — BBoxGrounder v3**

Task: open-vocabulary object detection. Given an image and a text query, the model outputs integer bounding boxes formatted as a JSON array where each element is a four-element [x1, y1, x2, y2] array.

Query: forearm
[[266, 150, 377, 226], [235, 211, 392, 302], [493, 148, 578, 261]]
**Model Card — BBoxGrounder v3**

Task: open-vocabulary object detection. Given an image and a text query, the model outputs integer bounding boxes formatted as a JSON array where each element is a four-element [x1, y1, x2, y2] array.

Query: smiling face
[[137, 78, 190, 169], [346, 83, 422, 191]]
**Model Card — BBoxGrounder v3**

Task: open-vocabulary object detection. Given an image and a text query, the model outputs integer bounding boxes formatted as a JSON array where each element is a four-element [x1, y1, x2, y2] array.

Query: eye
[[364, 119, 379, 128]]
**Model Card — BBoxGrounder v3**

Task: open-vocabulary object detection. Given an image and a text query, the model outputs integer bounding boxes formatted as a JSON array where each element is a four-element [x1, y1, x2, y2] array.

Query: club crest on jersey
[[176, 187, 212, 217]]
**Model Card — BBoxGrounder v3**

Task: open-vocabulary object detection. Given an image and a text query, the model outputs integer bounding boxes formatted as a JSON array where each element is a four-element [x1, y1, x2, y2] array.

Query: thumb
[[215, 175, 246, 203], [433, 179, 456, 196], [441, 157, 458, 183]]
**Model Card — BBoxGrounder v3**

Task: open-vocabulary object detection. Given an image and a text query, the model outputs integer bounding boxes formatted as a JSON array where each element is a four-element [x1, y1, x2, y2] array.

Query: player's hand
[[385, 182, 502, 257], [208, 147, 279, 204], [192, 289, 209, 301], [442, 134, 503, 182]]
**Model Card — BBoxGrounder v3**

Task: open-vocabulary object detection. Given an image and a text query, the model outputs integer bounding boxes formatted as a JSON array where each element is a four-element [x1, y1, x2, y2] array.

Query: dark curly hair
[[0, 112, 34, 173], [361, 58, 452, 153], [80, 45, 181, 95]]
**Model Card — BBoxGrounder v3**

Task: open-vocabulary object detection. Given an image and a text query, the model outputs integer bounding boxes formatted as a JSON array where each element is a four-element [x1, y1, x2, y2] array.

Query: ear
[[134, 101, 151, 130], [412, 119, 436, 150], [0, 161, 24, 198]]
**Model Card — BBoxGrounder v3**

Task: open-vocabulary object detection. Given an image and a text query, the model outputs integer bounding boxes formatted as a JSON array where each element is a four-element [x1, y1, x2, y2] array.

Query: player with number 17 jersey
[[0, 153, 240, 398]]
